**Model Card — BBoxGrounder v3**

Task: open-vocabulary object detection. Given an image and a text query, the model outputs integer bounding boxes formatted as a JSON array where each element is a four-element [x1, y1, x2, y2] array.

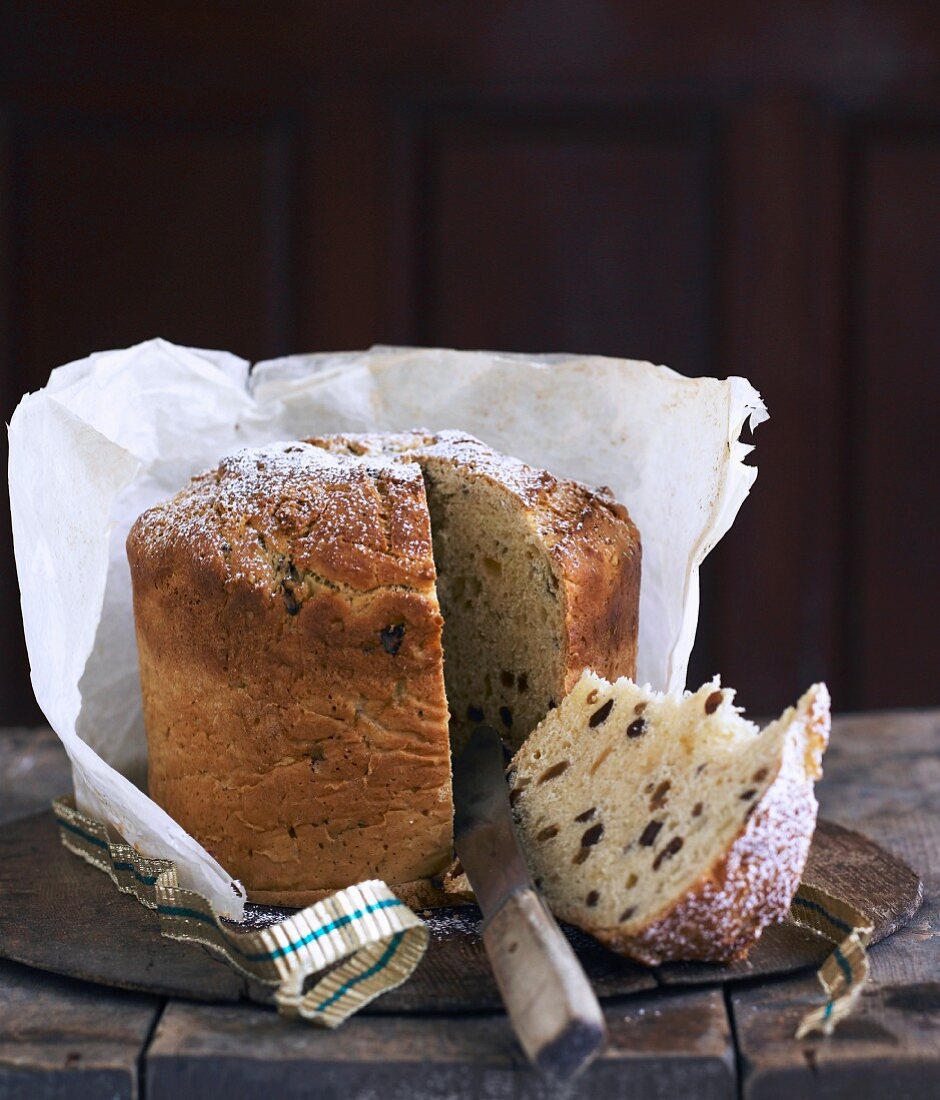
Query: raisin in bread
[[308, 431, 641, 751], [448, 671, 830, 964], [127, 442, 453, 907]]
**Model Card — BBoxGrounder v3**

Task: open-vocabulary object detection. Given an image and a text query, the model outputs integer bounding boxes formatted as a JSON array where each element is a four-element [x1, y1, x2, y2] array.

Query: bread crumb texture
[[450, 672, 830, 965]]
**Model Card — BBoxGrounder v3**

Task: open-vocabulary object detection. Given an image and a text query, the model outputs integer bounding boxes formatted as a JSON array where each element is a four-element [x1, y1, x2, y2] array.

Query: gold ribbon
[[52, 797, 428, 1027], [790, 882, 874, 1038]]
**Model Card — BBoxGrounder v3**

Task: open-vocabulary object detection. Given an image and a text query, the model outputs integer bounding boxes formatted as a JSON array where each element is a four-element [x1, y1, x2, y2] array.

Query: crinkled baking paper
[[9, 341, 766, 916]]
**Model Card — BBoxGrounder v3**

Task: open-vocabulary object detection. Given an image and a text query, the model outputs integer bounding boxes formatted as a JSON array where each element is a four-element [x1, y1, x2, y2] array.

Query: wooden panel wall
[[412, 110, 715, 370], [853, 128, 940, 703], [1, 3, 939, 725], [14, 116, 296, 385]]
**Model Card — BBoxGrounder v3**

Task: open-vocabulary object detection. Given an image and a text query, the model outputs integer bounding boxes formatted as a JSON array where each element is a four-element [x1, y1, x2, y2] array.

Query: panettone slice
[[447, 672, 830, 964]]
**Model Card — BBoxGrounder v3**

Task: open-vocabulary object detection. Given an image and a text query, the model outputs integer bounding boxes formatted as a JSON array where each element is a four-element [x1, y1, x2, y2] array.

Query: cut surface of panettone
[[447, 672, 830, 965], [307, 431, 641, 752]]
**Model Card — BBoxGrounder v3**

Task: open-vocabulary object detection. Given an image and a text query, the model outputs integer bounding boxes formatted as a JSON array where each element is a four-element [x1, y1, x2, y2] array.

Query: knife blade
[[453, 724, 607, 1081]]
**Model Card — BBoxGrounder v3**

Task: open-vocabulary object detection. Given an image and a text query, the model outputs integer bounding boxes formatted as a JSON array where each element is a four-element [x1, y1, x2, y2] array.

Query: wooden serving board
[[0, 810, 922, 1014]]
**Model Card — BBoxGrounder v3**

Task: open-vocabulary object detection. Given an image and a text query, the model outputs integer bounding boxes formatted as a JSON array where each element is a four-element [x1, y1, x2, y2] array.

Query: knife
[[453, 724, 607, 1081]]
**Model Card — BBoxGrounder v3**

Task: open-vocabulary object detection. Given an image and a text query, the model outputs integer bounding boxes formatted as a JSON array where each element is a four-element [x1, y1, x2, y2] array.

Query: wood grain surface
[[733, 709, 940, 1099], [476, 887, 607, 1080], [0, 710, 936, 1099], [658, 819, 924, 987], [0, 808, 919, 1013], [0, 808, 249, 1004], [146, 987, 735, 1100], [0, 728, 72, 825], [0, 957, 159, 1100]]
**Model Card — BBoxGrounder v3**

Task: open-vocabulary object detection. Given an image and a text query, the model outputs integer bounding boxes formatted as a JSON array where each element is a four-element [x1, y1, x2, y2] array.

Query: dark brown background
[[1, 2, 938, 726]]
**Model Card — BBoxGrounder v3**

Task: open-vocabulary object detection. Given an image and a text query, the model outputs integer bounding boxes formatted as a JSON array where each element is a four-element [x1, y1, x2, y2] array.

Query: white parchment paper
[[8, 340, 766, 916]]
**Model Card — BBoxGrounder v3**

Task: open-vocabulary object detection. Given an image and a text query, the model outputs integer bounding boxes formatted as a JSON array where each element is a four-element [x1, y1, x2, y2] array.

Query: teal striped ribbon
[[790, 882, 874, 1039], [52, 796, 428, 1027]]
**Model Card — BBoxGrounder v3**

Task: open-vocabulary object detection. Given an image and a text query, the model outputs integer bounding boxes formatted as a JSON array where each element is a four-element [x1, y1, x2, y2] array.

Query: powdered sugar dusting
[[222, 901, 295, 932], [307, 429, 637, 566], [128, 440, 437, 595], [416, 905, 483, 940]]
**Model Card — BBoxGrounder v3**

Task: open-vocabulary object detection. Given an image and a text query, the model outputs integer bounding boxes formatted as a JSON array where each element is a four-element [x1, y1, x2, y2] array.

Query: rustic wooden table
[[0, 709, 937, 1099]]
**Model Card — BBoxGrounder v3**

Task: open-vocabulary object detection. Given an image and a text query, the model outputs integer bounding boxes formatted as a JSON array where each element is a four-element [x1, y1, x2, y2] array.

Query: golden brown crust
[[128, 442, 453, 903], [550, 488, 641, 693], [250, 875, 457, 910]]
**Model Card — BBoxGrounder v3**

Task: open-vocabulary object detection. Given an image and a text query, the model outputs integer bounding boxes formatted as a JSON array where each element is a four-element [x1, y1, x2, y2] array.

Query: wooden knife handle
[[481, 887, 607, 1080]]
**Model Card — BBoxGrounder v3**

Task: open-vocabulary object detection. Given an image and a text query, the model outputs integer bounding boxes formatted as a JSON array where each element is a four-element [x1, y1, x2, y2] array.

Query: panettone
[[447, 672, 831, 964], [127, 433, 641, 905]]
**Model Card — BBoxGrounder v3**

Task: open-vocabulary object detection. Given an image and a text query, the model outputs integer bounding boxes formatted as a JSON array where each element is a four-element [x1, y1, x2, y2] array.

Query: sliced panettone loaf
[[451, 672, 830, 964], [128, 434, 641, 907], [308, 431, 642, 751]]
